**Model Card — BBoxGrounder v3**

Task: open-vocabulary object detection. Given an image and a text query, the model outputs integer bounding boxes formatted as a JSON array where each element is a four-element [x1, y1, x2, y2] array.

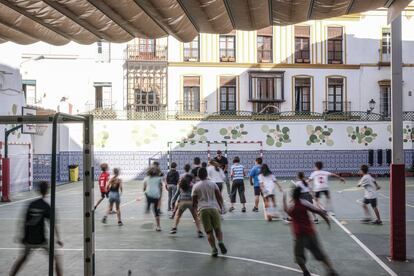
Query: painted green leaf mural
[[347, 126, 377, 146], [306, 125, 334, 146], [178, 125, 209, 147], [262, 124, 291, 147], [219, 123, 248, 140]]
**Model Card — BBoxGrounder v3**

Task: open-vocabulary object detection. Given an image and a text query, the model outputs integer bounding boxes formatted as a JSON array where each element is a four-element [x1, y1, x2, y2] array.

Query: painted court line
[[329, 215, 398, 276], [378, 193, 414, 208], [0, 247, 318, 275]]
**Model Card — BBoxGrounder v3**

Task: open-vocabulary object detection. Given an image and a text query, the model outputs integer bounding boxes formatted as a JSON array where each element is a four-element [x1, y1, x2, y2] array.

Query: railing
[[175, 101, 207, 113], [125, 45, 167, 61], [323, 101, 352, 113], [84, 109, 414, 121], [85, 100, 115, 111], [257, 50, 272, 63]]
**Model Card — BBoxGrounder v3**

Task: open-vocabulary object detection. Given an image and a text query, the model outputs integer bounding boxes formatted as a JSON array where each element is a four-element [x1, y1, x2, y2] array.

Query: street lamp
[[367, 99, 376, 114]]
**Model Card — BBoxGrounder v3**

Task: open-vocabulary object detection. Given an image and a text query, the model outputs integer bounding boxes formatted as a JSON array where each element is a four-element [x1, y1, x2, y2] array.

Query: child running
[[308, 161, 345, 216], [358, 164, 382, 225], [169, 174, 203, 237], [102, 168, 123, 226], [10, 181, 63, 276], [295, 172, 317, 222], [283, 187, 338, 276], [192, 168, 227, 257], [166, 162, 180, 212], [143, 166, 163, 231], [249, 157, 263, 212], [94, 163, 110, 210], [207, 160, 226, 192], [229, 156, 247, 213], [259, 164, 283, 221], [191, 157, 202, 182]]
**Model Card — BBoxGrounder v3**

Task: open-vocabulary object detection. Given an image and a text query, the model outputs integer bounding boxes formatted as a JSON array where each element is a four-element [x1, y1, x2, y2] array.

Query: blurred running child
[[143, 166, 163, 231], [207, 160, 226, 192], [94, 163, 110, 210], [213, 150, 230, 196], [249, 157, 263, 212], [229, 156, 247, 212], [358, 165, 382, 225], [259, 164, 283, 221], [170, 174, 203, 237], [10, 181, 64, 276], [192, 168, 227, 257], [283, 187, 338, 276], [308, 161, 345, 215], [166, 162, 180, 212], [191, 157, 202, 182], [295, 172, 317, 222], [102, 168, 123, 226]]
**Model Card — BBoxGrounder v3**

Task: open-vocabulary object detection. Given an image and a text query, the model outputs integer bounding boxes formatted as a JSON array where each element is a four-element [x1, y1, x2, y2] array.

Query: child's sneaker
[[118, 221, 123, 226], [170, 228, 177, 234], [218, 242, 227, 255], [371, 220, 382, 225], [198, 231, 204, 238], [211, 247, 218, 257], [313, 218, 319, 224], [228, 207, 235, 212], [241, 207, 246, 213], [155, 226, 162, 232], [252, 207, 259, 212], [102, 216, 107, 224]]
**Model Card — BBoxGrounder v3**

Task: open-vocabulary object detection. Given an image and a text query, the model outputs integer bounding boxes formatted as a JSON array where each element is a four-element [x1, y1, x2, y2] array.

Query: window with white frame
[[295, 78, 311, 112], [381, 28, 391, 62], [327, 27, 343, 64], [184, 36, 199, 62], [219, 35, 236, 62], [183, 76, 201, 112], [380, 85, 391, 118], [22, 80, 36, 105], [96, 41, 111, 62], [220, 76, 237, 113], [94, 82, 112, 109], [326, 78, 344, 112]]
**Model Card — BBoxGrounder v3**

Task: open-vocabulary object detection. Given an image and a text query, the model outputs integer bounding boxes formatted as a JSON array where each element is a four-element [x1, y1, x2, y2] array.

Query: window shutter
[[183, 76, 200, 87], [220, 76, 237, 86], [327, 27, 343, 39], [295, 26, 310, 37]]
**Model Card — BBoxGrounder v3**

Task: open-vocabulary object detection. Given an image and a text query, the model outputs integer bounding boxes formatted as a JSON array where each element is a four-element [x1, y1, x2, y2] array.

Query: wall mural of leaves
[[261, 124, 291, 147], [95, 125, 109, 148], [219, 123, 248, 140], [178, 125, 209, 147], [403, 125, 414, 143], [347, 126, 378, 146], [131, 124, 158, 147], [306, 125, 334, 146]]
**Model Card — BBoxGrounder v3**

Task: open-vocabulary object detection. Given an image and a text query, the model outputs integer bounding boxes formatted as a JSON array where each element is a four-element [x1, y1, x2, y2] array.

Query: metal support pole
[[390, 13, 406, 261], [83, 115, 95, 276], [49, 114, 59, 276]]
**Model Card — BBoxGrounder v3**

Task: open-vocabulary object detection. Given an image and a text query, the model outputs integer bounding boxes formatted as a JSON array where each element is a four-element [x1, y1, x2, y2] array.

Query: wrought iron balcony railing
[[125, 45, 167, 61]]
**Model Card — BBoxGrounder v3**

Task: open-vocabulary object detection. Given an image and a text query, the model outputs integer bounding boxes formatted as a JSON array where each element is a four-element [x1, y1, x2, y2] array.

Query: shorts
[[146, 195, 161, 217], [100, 191, 109, 199], [215, 182, 223, 192], [294, 234, 327, 266], [314, 190, 330, 199], [177, 200, 195, 215], [108, 191, 120, 204], [363, 198, 377, 208], [300, 192, 313, 204], [200, 208, 221, 233], [254, 186, 263, 196]]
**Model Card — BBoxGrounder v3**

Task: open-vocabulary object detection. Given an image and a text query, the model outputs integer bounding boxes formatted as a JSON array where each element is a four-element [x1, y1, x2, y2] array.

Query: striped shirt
[[231, 164, 245, 180]]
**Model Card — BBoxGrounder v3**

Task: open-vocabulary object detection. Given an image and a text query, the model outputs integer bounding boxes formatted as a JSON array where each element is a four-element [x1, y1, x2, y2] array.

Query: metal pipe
[[0, 114, 85, 124], [49, 113, 59, 276]]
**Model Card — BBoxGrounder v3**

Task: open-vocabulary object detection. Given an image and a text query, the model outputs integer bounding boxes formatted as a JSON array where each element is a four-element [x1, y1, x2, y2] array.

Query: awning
[[0, 0, 411, 45]]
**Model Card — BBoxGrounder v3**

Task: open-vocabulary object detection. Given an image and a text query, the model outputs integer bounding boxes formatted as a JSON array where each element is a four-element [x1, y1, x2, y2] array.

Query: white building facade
[[0, 8, 413, 117]]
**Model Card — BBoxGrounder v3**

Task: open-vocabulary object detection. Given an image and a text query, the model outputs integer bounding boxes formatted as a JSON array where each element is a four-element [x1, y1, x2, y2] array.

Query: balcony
[[125, 45, 167, 61], [323, 101, 352, 113]]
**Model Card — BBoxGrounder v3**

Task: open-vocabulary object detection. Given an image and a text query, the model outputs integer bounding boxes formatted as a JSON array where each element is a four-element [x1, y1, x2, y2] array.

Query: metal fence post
[[83, 115, 95, 275]]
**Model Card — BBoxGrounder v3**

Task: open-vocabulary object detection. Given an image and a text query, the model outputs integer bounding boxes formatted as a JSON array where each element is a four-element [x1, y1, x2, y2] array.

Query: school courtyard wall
[[32, 120, 414, 182]]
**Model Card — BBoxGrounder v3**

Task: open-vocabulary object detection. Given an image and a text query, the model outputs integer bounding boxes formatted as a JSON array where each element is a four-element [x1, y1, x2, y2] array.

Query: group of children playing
[[93, 156, 383, 276]]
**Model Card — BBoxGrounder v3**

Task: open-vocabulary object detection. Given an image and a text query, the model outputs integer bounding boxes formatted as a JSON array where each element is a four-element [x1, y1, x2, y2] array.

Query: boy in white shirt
[[308, 161, 345, 218], [357, 164, 382, 225]]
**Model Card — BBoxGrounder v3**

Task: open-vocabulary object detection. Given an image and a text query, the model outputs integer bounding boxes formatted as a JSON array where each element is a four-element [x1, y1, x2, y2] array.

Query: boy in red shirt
[[283, 187, 338, 276], [94, 163, 110, 210]]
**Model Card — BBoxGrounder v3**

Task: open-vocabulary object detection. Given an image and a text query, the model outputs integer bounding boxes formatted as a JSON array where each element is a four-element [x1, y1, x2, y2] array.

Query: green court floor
[[0, 177, 413, 275]]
